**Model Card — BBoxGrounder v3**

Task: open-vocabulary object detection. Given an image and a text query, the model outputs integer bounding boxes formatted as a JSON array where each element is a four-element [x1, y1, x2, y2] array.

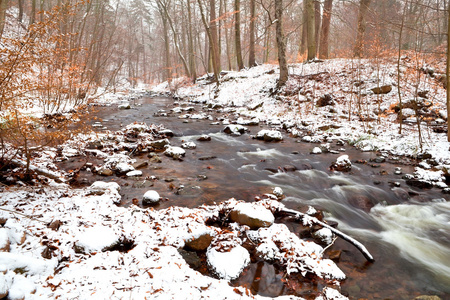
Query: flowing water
[[71, 96, 449, 299]]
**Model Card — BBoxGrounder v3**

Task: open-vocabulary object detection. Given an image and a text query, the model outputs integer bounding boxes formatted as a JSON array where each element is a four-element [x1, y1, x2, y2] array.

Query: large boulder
[[371, 84, 392, 94], [229, 202, 274, 229]]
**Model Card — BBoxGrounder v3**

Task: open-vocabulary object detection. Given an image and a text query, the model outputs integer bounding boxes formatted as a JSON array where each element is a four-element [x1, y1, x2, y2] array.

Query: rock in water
[[142, 190, 161, 205], [255, 130, 283, 142], [223, 125, 248, 136], [229, 202, 274, 229], [164, 146, 186, 159], [330, 155, 352, 172]]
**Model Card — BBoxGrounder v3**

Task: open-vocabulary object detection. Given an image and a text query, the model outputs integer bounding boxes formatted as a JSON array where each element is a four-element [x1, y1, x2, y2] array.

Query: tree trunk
[[306, 0, 316, 60], [197, 0, 220, 84], [319, 0, 333, 59], [31, 0, 36, 25], [300, 0, 307, 56], [187, 0, 197, 81], [447, 1, 450, 141], [234, 0, 244, 70], [209, 0, 221, 77], [354, 0, 371, 58], [0, 0, 8, 38], [314, 0, 321, 52], [161, 8, 171, 82], [248, 0, 256, 67], [18, 0, 23, 23], [275, 0, 288, 88]]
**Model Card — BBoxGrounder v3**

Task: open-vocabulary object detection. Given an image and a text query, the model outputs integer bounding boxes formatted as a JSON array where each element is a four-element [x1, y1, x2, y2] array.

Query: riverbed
[[66, 96, 449, 299]]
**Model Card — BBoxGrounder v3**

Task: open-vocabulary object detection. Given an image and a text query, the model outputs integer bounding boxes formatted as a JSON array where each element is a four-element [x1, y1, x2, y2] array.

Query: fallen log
[[10, 159, 66, 183], [278, 207, 375, 262]]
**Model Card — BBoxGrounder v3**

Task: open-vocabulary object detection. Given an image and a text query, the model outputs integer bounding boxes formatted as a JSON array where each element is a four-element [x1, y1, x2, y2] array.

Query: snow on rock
[[126, 170, 143, 177], [142, 190, 161, 205], [311, 147, 323, 154], [164, 146, 186, 159], [206, 232, 250, 280], [181, 141, 197, 149], [4, 220, 26, 245], [272, 187, 284, 199], [256, 130, 283, 142], [8, 274, 36, 300], [88, 181, 121, 195], [224, 124, 248, 136], [230, 202, 275, 229], [74, 226, 120, 254], [0, 229, 10, 252], [0, 273, 10, 298], [118, 100, 131, 109], [316, 287, 349, 300], [0, 252, 56, 276], [330, 155, 352, 172], [313, 228, 334, 245], [248, 224, 346, 281]]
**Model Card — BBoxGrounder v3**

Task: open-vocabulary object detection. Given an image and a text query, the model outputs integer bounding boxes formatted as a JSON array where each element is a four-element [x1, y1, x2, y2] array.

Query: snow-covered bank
[[152, 59, 450, 189], [0, 182, 348, 299]]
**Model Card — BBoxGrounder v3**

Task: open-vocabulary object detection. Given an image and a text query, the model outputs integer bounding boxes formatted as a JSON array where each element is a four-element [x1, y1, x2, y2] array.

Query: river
[[67, 96, 450, 299]]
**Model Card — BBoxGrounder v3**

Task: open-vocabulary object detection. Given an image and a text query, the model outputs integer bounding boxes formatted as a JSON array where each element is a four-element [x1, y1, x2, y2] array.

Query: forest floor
[[0, 58, 449, 300]]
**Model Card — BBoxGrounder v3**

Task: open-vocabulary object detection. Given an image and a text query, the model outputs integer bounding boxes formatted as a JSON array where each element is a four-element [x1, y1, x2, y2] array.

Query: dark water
[[68, 96, 449, 300]]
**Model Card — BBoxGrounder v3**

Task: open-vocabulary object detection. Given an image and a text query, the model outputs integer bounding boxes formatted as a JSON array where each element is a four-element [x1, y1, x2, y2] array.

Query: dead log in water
[[278, 207, 375, 262]]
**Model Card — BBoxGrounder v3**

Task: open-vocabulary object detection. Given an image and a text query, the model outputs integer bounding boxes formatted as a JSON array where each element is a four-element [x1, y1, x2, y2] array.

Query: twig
[[279, 207, 375, 262], [0, 208, 47, 224], [320, 236, 338, 255]]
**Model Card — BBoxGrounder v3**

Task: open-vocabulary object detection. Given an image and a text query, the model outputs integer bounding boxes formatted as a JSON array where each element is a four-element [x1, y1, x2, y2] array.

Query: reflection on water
[[78, 96, 449, 299]]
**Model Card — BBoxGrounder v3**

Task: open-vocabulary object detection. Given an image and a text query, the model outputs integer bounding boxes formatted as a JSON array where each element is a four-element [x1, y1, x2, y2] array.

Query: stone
[[406, 179, 433, 189], [118, 101, 131, 109], [255, 130, 283, 142], [158, 129, 174, 137], [330, 155, 352, 172], [328, 250, 342, 261], [133, 161, 148, 169], [272, 187, 283, 199], [311, 147, 322, 154], [97, 167, 113, 176], [88, 181, 121, 195], [185, 233, 214, 251], [229, 202, 274, 229], [247, 101, 264, 110], [371, 84, 392, 94], [282, 165, 297, 172], [142, 190, 161, 205], [207, 243, 250, 280], [164, 146, 186, 159], [126, 170, 143, 177], [181, 142, 197, 149], [197, 135, 211, 142], [0, 229, 10, 252], [223, 125, 248, 136], [316, 94, 334, 107], [150, 138, 170, 150], [86, 140, 103, 150], [414, 296, 442, 300], [149, 155, 162, 163]]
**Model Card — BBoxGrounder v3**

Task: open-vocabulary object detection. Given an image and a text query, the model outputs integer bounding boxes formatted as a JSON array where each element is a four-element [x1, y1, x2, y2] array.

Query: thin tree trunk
[[198, 0, 220, 84], [306, 0, 316, 60], [235, 0, 244, 70], [0, 0, 8, 38], [31, 0, 36, 25], [18, 0, 23, 23], [275, 0, 288, 88], [447, 1, 450, 141], [314, 0, 321, 53], [318, 0, 332, 59], [248, 0, 256, 67], [209, 0, 221, 76], [354, 0, 371, 58], [397, 0, 407, 135], [300, 1, 307, 56], [187, 0, 197, 81], [161, 9, 171, 82]]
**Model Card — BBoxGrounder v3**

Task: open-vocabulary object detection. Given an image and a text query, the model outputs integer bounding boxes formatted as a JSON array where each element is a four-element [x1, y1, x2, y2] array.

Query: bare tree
[[234, 0, 244, 70], [447, 0, 450, 141], [0, 0, 8, 38], [319, 0, 332, 59], [248, 0, 256, 67], [275, 0, 288, 88], [354, 0, 371, 58], [306, 0, 316, 60]]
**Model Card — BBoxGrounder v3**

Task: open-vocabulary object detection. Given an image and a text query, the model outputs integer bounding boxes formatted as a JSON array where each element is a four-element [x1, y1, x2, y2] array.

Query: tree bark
[[197, 0, 220, 84], [160, 6, 171, 82], [306, 0, 316, 60], [354, 0, 371, 58], [275, 0, 288, 88], [318, 0, 333, 59], [31, 0, 36, 25], [314, 0, 321, 52], [187, 0, 197, 81], [234, 0, 244, 70], [248, 0, 256, 67], [18, 0, 23, 23], [447, 1, 450, 141], [0, 0, 8, 38], [210, 0, 221, 76]]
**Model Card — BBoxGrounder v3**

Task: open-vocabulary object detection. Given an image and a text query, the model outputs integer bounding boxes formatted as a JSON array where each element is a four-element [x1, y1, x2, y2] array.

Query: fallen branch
[[0, 207, 47, 224], [278, 207, 375, 262], [10, 159, 66, 183]]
